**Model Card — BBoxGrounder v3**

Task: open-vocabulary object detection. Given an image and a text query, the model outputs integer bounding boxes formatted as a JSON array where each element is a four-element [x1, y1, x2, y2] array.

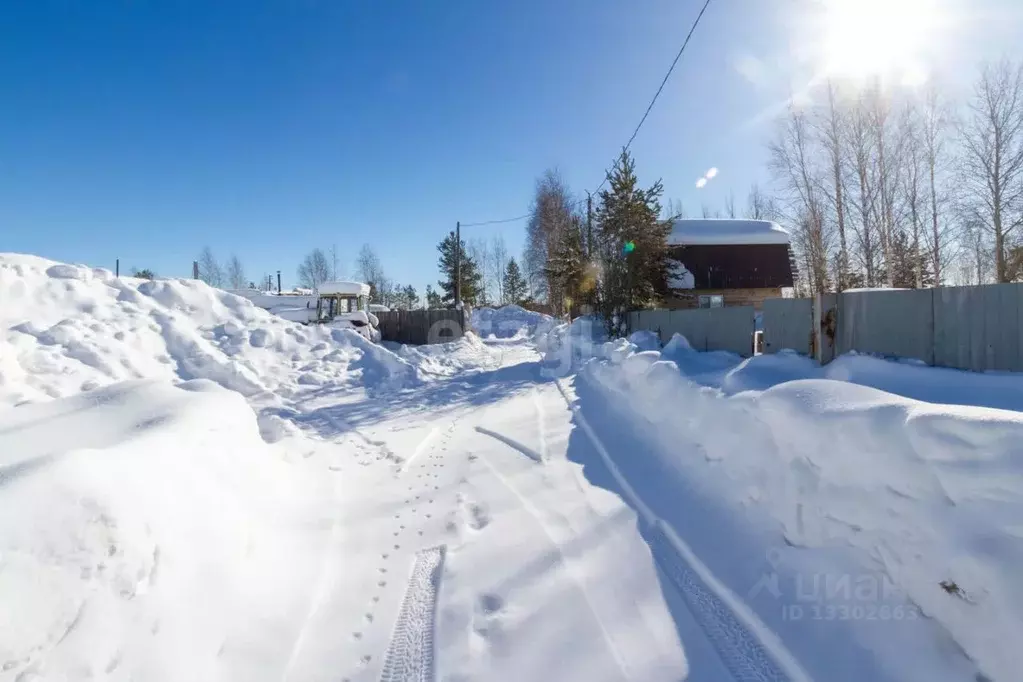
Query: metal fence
[[628, 306, 756, 357], [761, 298, 812, 355], [758, 283, 1023, 372], [375, 309, 466, 345]]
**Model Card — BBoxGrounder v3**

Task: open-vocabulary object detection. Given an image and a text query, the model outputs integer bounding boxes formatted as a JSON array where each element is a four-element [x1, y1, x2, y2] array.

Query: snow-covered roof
[[317, 280, 371, 296], [668, 219, 791, 246]]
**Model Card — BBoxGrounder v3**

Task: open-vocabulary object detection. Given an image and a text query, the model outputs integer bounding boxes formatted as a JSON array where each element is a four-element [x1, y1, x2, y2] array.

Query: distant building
[[664, 219, 797, 310]]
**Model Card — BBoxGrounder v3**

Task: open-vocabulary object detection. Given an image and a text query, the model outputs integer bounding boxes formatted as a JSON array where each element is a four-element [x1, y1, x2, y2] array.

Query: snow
[[317, 280, 371, 296], [667, 259, 696, 289], [5, 249, 1023, 682], [471, 304, 555, 340], [0, 379, 328, 682], [543, 324, 1023, 681], [0, 254, 418, 408], [668, 219, 792, 246]]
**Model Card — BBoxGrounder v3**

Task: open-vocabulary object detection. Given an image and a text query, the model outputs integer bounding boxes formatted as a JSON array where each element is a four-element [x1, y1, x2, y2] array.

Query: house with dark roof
[[664, 219, 797, 310]]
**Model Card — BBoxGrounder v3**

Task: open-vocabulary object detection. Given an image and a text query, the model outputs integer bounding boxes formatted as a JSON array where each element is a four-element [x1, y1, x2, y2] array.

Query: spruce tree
[[425, 284, 442, 309], [503, 258, 528, 304], [437, 231, 483, 305], [545, 219, 587, 315], [403, 284, 419, 309], [593, 150, 673, 334]]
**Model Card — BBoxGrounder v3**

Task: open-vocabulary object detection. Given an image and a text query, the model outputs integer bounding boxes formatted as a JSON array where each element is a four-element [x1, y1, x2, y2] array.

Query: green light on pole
[[623, 241, 636, 254]]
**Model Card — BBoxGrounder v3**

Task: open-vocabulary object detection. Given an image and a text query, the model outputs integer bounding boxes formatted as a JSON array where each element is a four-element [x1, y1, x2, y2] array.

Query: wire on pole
[[461, 0, 714, 226]]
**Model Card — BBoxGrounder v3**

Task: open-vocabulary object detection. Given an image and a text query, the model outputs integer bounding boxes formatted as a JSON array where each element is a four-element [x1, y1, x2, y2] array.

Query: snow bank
[[0, 379, 326, 681], [657, 330, 1023, 412], [558, 330, 1023, 681], [0, 253, 416, 406], [472, 305, 555, 340], [668, 219, 791, 246], [389, 332, 501, 377]]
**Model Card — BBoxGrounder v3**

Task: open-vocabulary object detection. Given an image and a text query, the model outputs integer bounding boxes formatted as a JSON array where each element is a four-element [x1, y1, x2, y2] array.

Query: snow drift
[[0, 379, 330, 681], [471, 304, 555, 340], [0, 254, 421, 408], [550, 325, 1023, 681]]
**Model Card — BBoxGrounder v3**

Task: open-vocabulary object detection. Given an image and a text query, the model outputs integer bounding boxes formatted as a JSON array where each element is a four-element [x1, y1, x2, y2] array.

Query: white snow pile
[[389, 331, 501, 377], [0, 379, 331, 681], [471, 304, 555, 340], [0, 253, 447, 679], [554, 329, 1023, 681], [0, 253, 420, 408]]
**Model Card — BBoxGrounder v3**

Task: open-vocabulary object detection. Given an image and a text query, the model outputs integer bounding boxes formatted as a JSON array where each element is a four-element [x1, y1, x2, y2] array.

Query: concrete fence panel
[[762, 298, 812, 354], [837, 289, 935, 364]]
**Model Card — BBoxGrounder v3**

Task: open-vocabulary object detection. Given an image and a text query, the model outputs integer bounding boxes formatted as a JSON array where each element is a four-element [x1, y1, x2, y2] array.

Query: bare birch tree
[[226, 255, 246, 290], [845, 95, 880, 285], [769, 105, 830, 294], [724, 190, 737, 219], [921, 86, 954, 284], [298, 248, 332, 290], [489, 235, 509, 304], [746, 184, 777, 220], [526, 169, 578, 314], [816, 80, 851, 289], [959, 59, 1023, 282], [900, 104, 925, 287], [197, 247, 223, 287]]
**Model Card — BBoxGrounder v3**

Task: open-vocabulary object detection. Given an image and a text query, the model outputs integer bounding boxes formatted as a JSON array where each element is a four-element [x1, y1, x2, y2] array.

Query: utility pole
[[586, 192, 593, 258], [454, 221, 461, 307], [277, 270, 282, 294], [193, 261, 199, 280], [115, 259, 120, 277]]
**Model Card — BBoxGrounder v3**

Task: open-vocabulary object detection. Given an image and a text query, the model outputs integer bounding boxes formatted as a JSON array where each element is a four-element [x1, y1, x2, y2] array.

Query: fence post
[[814, 293, 839, 365]]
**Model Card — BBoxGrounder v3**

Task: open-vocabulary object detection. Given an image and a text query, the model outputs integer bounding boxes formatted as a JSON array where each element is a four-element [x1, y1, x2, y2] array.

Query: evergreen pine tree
[[545, 219, 588, 315], [437, 231, 483, 305], [593, 150, 673, 334], [887, 230, 934, 288], [425, 284, 442, 309], [503, 258, 528, 304], [403, 284, 420, 309]]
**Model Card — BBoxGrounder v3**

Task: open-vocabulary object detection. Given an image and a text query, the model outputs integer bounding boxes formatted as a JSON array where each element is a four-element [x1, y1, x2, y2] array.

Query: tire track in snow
[[532, 387, 548, 462], [553, 377, 812, 682], [379, 546, 446, 682], [473, 450, 630, 681]]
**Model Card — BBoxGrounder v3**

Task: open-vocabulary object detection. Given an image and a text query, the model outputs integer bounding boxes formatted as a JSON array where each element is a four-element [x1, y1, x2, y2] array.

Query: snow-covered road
[[273, 342, 673, 681], [275, 341, 807, 682]]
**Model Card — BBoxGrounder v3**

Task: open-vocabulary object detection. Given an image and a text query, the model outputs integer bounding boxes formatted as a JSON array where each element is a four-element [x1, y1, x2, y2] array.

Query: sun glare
[[819, 0, 939, 85]]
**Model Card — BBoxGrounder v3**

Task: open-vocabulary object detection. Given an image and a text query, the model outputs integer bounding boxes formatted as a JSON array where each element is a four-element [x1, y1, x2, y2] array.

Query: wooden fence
[[375, 309, 466, 345]]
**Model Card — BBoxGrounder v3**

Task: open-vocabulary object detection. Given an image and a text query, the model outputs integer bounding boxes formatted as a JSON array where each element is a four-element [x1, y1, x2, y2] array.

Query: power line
[[461, 0, 714, 227]]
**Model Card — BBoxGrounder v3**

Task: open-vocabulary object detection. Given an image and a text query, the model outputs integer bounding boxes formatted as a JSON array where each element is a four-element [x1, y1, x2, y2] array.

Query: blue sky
[[2, 0, 1019, 293]]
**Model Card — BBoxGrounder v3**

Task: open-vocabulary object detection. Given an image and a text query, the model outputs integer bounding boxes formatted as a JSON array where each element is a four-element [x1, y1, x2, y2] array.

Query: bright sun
[[819, 0, 940, 85]]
